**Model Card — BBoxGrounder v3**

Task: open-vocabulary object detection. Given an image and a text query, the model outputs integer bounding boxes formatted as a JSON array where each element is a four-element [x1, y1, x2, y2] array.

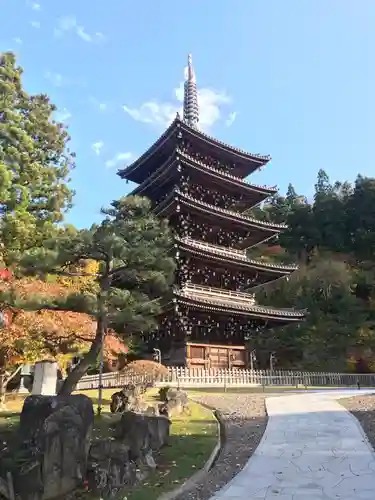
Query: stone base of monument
[[8, 394, 94, 500], [87, 410, 171, 498]]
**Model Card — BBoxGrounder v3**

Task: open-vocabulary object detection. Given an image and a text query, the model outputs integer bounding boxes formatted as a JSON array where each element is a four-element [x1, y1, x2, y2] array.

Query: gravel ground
[[173, 393, 268, 500], [340, 394, 375, 451]]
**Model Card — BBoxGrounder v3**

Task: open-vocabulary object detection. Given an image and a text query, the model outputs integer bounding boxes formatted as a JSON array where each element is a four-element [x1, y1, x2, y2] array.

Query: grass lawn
[[0, 388, 218, 500]]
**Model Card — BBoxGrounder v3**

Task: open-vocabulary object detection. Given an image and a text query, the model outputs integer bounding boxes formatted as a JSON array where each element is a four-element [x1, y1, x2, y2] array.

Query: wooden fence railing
[[75, 367, 375, 391]]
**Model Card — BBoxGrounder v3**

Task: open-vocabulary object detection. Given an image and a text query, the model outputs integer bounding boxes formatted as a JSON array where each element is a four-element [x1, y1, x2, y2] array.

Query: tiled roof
[[177, 150, 277, 193], [179, 120, 271, 163], [156, 189, 287, 231], [118, 117, 271, 179], [175, 284, 305, 318], [128, 149, 277, 199], [177, 237, 298, 272]]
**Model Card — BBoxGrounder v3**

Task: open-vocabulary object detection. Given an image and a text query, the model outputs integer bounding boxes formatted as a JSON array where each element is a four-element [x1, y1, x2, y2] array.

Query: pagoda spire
[[183, 54, 199, 128]]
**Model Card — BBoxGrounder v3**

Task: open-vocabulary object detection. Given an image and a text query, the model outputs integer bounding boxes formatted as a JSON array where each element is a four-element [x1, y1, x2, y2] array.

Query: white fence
[[75, 367, 375, 391]]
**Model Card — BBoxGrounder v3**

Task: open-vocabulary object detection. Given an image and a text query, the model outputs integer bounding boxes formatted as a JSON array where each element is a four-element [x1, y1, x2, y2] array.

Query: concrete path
[[211, 390, 375, 499]]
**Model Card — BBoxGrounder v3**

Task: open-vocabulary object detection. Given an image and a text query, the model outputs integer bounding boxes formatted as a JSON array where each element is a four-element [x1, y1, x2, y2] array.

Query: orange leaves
[[0, 275, 127, 369], [123, 360, 168, 378], [11, 309, 95, 340], [0, 275, 74, 300], [104, 331, 128, 360], [0, 269, 12, 281]]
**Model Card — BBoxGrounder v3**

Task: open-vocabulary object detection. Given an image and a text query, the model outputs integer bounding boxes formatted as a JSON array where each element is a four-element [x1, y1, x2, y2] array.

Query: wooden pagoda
[[118, 55, 305, 369]]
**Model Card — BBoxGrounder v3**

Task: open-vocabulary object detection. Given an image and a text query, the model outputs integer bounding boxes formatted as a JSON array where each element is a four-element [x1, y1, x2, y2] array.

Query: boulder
[[163, 389, 190, 416], [110, 391, 128, 413], [116, 411, 171, 460], [14, 394, 94, 500], [110, 385, 149, 414], [166, 388, 187, 402], [88, 440, 137, 498]]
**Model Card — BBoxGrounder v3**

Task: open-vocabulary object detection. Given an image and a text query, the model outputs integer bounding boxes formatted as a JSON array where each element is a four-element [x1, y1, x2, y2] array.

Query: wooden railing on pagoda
[[179, 283, 256, 302]]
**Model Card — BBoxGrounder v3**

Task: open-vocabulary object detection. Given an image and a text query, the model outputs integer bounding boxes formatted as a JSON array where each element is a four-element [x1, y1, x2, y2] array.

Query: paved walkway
[[211, 390, 375, 499]]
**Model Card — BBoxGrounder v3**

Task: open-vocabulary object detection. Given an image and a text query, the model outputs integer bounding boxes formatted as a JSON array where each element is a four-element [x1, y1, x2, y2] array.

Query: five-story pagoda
[[118, 55, 304, 369]]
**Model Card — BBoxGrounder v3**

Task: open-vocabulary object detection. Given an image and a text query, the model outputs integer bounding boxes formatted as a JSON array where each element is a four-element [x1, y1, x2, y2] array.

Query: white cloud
[[123, 76, 232, 132], [105, 152, 133, 169], [92, 141, 104, 156], [30, 20, 41, 28], [26, 0, 41, 9], [13, 37, 23, 45], [225, 111, 237, 127], [54, 16, 105, 43], [54, 108, 72, 123], [76, 26, 92, 43]]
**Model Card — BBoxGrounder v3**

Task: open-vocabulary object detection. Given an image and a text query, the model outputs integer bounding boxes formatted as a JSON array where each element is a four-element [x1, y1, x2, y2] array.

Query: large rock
[[110, 390, 149, 414], [88, 440, 137, 498], [161, 389, 190, 416], [116, 411, 171, 460], [14, 394, 94, 500]]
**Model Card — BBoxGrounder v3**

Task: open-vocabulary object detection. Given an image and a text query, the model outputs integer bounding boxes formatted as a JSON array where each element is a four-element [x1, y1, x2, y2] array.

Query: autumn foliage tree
[[0, 275, 126, 406], [17, 195, 175, 395]]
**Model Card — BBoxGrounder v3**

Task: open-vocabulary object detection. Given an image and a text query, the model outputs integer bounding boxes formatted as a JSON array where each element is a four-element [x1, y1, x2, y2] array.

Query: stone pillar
[[32, 361, 58, 396], [18, 363, 32, 394]]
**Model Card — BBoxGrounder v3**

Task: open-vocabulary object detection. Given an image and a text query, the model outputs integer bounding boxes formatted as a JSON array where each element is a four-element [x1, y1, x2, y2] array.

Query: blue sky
[[2, 0, 375, 228]]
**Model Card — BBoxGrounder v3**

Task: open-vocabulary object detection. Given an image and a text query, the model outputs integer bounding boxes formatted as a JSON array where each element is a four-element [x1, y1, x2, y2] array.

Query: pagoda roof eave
[[177, 151, 277, 196], [130, 151, 277, 201], [176, 237, 298, 275], [179, 120, 271, 169], [155, 189, 286, 233], [180, 121, 272, 167], [172, 285, 305, 321], [117, 117, 271, 182], [128, 155, 177, 196], [117, 119, 178, 181]]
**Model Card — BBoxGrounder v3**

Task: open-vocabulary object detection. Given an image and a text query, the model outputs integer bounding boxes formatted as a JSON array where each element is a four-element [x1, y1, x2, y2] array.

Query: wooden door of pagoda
[[209, 346, 230, 369]]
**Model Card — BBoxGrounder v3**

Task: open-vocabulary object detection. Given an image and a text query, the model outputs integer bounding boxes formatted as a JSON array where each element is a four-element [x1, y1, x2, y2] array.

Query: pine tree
[[14, 196, 175, 395], [0, 52, 75, 264]]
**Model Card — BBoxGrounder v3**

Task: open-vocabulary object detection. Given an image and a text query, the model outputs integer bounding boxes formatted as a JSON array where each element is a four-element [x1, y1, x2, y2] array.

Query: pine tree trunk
[[58, 317, 105, 396], [58, 272, 110, 397]]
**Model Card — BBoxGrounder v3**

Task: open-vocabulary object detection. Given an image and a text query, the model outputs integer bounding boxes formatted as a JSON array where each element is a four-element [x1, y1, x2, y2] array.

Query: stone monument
[[32, 360, 58, 396]]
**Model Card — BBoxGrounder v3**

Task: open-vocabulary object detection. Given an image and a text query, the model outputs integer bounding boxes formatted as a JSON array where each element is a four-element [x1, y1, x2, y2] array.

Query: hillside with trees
[[250, 169, 375, 372]]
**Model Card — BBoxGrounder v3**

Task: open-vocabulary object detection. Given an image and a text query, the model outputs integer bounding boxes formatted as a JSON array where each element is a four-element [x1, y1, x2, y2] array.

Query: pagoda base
[[161, 340, 250, 369]]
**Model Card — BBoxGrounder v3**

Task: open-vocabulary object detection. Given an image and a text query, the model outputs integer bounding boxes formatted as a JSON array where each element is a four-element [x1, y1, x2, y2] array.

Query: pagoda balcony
[[155, 189, 286, 248], [174, 283, 305, 321], [176, 236, 298, 274]]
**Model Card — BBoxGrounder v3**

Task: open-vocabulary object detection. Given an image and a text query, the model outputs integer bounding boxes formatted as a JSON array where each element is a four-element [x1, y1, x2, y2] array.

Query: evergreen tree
[[0, 52, 75, 264], [9, 196, 175, 394]]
